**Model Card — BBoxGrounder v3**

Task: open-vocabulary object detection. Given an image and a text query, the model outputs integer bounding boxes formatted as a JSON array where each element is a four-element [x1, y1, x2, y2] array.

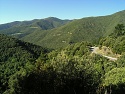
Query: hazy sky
[[0, 0, 125, 24]]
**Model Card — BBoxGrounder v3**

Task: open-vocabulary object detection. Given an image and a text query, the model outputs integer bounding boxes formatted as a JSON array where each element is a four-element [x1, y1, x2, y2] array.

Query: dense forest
[[0, 23, 125, 94], [0, 34, 49, 94]]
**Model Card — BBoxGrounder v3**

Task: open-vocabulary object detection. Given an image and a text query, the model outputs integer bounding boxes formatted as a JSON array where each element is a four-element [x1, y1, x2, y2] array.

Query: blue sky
[[0, 0, 125, 24]]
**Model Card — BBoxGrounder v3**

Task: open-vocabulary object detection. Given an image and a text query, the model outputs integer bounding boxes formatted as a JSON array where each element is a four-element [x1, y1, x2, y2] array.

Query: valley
[[0, 10, 125, 94]]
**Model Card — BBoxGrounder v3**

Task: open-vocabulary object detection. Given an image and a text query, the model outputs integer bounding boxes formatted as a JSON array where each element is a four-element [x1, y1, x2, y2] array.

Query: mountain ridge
[[0, 10, 125, 49], [0, 17, 72, 30]]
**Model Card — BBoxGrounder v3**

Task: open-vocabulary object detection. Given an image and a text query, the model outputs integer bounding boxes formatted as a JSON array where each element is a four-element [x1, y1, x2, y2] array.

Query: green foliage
[[99, 37, 115, 48], [0, 34, 46, 62], [64, 41, 92, 57], [99, 24, 125, 54], [113, 24, 125, 37], [1, 36, 125, 93], [1, 14, 125, 93], [11, 56, 100, 94], [116, 53, 125, 67], [100, 67, 125, 94], [98, 23, 125, 94], [0, 34, 48, 93], [0, 17, 71, 39], [103, 67, 125, 86], [15, 41, 114, 94], [3, 63, 34, 94], [1, 11, 125, 49]]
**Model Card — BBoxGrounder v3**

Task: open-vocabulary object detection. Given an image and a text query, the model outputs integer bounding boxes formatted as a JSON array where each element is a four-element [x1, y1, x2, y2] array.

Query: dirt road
[[90, 47, 117, 61]]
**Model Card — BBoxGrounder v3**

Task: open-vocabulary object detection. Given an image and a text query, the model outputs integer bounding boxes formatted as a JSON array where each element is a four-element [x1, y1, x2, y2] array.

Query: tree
[[114, 24, 125, 37], [100, 68, 125, 94]]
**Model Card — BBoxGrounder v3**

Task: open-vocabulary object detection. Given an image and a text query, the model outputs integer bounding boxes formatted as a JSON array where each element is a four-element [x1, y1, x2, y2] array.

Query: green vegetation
[[1, 30, 125, 93], [0, 17, 71, 31], [0, 34, 49, 94], [0, 10, 125, 94], [0, 10, 125, 49], [0, 17, 71, 39], [100, 24, 125, 54], [102, 68, 125, 94]]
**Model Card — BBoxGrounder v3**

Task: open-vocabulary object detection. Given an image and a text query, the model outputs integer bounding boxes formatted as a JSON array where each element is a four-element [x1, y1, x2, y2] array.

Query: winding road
[[90, 47, 117, 61]]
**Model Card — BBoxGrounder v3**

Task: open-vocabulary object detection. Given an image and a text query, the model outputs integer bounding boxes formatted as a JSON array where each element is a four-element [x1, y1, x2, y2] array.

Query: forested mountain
[[0, 17, 71, 31], [27, 10, 125, 49], [0, 17, 71, 39], [1, 22, 125, 94], [0, 10, 125, 49], [0, 34, 49, 94], [1, 10, 125, 94]]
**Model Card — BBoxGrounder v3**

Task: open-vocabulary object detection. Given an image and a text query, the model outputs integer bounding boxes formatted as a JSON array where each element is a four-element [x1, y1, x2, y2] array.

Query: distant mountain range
[[0, 10, 125, 49]]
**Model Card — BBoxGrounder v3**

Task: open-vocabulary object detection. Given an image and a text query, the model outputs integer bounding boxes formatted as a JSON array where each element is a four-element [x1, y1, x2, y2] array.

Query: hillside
[[1, 33, 125, 93], [0, 34, 49, 93], [21, 10, 125, 48], [0, 10, 125, 49], [0, 17, 71, 38], [4, 40, 125, 94], [0, 34, 48, 62]]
